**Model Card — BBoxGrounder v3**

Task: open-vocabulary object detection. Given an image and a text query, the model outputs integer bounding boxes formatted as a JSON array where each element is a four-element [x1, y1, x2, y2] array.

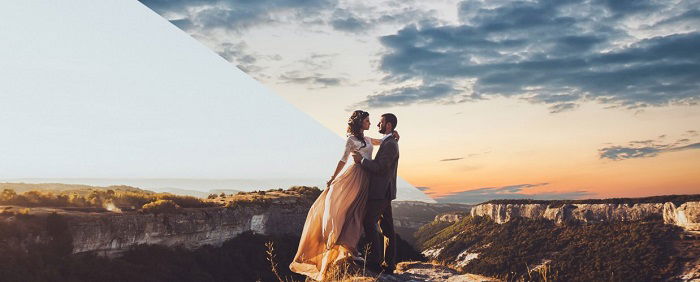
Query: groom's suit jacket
[[361, 136, 399, 200]]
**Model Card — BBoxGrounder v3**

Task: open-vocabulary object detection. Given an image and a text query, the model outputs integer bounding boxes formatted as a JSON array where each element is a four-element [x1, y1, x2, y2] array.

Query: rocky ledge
[[469, 201, 700, 231], [1, 202, 310, 256], [71, 204, 310, 255]]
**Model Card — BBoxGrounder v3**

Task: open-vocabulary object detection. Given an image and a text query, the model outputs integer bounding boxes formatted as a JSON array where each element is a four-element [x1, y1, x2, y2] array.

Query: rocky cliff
[[68, 204, 309, 255], [469, 201, 700, 231], [1, 201, 310, 256], [4, 199, 470, 256]]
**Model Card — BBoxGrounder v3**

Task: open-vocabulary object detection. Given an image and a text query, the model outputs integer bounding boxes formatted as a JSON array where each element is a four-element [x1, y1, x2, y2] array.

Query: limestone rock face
[[387, 261, 499, 282], [470, 201, 700, 231], [664, 202, 700, 231], [435, 212, 466, 223], [66, 204, 309, 255]]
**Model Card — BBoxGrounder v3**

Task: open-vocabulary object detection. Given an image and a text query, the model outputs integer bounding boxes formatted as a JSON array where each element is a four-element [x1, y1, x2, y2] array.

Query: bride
[[289, 110, 398, 281]]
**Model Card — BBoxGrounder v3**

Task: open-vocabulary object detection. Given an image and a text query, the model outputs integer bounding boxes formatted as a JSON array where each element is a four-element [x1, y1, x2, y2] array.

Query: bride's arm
[[327, 161, 346, 188], [369, 130, 400, 145], [328, 137, 354, 188]]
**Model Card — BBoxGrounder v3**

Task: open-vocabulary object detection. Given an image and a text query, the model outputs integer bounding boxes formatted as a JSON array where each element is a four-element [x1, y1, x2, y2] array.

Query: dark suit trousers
[[363, 198, 396, 270]]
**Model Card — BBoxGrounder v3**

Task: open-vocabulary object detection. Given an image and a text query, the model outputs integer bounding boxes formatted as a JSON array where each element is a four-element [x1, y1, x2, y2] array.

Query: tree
[[1, 189, 17, 202]]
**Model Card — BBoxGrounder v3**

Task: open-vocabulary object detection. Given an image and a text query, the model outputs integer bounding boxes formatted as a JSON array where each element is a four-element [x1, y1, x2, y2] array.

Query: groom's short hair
[[382, 113, 397, 130]]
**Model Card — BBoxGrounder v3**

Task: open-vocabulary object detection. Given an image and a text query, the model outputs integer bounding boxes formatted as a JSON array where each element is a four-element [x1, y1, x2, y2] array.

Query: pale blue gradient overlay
[[0, 1, 433, 202]]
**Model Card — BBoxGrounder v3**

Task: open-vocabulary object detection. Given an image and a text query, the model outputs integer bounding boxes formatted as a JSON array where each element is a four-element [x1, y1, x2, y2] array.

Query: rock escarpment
[[469, 201, 700, 231], [664, 201, 700, 231], [27, 203, 310, 256]]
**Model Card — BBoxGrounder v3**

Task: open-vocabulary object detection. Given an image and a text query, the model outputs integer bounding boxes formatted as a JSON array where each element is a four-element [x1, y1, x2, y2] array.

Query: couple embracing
[[290, 110, 400, 280]]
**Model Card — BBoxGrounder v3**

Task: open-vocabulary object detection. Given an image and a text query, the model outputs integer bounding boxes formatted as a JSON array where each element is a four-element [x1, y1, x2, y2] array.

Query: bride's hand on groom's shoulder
[[392, 130, 400, 141]]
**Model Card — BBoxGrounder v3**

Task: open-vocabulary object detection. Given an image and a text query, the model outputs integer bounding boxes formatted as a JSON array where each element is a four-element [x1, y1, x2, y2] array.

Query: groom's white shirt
[[380, 132, 393, 142], [361, 132, 394, 163]]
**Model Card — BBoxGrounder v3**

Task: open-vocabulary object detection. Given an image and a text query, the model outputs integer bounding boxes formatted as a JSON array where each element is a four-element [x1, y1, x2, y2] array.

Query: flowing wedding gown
[[290, 135, 373, 281]]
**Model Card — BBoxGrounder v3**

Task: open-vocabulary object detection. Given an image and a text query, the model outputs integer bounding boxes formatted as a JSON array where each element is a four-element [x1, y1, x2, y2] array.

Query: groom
[[352, 113, 399, 274]]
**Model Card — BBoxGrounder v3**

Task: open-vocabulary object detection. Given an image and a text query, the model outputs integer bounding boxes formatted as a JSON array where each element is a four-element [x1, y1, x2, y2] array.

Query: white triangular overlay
[[0, 0, 434, 202]]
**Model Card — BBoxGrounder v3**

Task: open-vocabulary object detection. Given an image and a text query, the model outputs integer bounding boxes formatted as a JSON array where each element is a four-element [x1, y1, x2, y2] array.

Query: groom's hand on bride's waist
[[351, 152, 362, 164]]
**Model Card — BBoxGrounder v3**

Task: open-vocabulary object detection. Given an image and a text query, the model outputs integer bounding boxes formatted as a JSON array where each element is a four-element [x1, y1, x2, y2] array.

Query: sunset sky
[[2, 1, 698, 203], [138, 0, 700, 201]]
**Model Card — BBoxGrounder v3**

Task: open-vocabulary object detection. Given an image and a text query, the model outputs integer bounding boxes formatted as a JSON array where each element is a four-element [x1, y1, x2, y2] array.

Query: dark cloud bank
[[361, 0, 700, 112], [140, 0, 700, 111]]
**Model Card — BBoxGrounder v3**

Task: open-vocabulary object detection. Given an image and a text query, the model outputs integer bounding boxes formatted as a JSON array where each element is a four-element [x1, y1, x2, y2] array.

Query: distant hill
[[0, 182, 154, 194], [152, 187, 242, 198], [391, 201, 473, 246]]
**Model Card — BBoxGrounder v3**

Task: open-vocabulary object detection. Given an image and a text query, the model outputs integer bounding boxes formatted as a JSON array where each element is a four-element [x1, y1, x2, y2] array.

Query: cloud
[[358, 0, 700, 111], [416, 186, 437, 196], [275, 53, 350, 88], [359, 82, 481, 108], [599, 146, 663, 160], [430, 183, 594, 204], [295, 53, 337, 71], [599, 134, 700, 160], [209, 41, 281, 79], [217, 42, 261, 74], [279, 71, 346, 88], [439, 151, 490, 162], [330, 11, 369, 32], [138, 0, 439, 91], [328, 6, 438, 33], [139, 0, 339, 79], [139, 0, 338, 31], [670, 142, 700, 151]]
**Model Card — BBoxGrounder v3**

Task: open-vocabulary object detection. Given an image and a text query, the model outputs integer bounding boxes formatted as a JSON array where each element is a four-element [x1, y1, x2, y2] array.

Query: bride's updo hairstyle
[[346, 110, 369, 148]]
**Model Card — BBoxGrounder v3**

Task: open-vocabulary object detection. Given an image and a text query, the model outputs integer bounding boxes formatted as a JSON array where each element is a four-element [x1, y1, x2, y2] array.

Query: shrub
[[0, 188, 220, 210], [141, 200, 181, 214]]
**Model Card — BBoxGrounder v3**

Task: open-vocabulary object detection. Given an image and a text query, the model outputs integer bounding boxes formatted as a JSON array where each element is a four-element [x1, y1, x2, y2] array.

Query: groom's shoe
[[382, 263, 396, 275]]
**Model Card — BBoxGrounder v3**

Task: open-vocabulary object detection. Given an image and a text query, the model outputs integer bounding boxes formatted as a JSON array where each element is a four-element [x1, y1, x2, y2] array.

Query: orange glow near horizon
[[406, 147, 700, 200]]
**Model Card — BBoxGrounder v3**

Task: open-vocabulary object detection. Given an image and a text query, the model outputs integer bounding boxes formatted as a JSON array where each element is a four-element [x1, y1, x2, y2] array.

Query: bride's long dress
[[290, 135, 373, 281]]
